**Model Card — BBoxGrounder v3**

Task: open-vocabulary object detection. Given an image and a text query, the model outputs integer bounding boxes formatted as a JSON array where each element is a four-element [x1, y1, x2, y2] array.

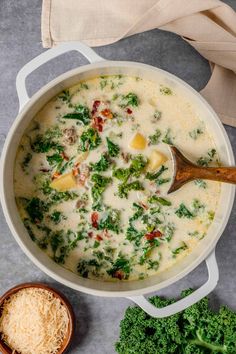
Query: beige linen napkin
[[42, 0, 236, 127]]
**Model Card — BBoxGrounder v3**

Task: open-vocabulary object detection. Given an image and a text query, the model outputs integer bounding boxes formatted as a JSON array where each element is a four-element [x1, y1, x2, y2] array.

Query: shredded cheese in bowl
[[0, 287, 70, 354]]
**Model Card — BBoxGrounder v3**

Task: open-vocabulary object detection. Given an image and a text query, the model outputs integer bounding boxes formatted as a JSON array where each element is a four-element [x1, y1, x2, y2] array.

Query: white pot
[[0, 42, 235, 318]]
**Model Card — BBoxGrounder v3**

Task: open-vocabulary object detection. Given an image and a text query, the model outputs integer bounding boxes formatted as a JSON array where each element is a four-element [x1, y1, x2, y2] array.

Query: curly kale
[[79, 127, 102, 151], [63, 104, 91, 125], [115, 289, 236, 354]]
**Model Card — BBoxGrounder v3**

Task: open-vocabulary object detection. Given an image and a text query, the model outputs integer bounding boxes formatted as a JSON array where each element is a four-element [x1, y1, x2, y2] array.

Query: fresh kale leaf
[[148, 195, 171, 206], [175, 203, 194, 219], [63, 105, 91, 125], [120, 92, 139, 107], [91, 154, 110, 172], [98, 208, 121, 234], [79, 127, 102, 151], [106, 137, 120, 157], [118, 180, 144, 198]]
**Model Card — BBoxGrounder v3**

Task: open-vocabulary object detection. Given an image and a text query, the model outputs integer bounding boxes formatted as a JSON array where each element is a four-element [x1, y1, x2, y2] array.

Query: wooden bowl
[[0, 283, 75, 354]]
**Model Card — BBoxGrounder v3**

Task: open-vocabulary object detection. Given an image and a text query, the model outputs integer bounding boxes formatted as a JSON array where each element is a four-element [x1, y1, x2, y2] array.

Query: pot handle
[[16, 42, 105, 110], [128, 249, 218, 318]]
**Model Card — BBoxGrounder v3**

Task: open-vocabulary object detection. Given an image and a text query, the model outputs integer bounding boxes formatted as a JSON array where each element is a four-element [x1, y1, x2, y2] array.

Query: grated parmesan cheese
[[0, 287, 70, 354]]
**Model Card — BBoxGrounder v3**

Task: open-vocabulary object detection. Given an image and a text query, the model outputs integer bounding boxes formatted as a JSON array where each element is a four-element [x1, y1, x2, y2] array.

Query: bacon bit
[[88, 231, 94, 238], [155, 190, 161, 195], [91, 212, 99, 229], [140, 202, 148, 210], [52, 171, 61, 180], [145, 230, 162, 241], [92, 116, 104, 132], [72, 167, 79, 177], [101, 108, 113, 119], [92, 100, 101, 115], [60, 151, 69, 161], [96, 235, 103, 241], [126, 108, 132, 114], [114, 270, 124, 280]]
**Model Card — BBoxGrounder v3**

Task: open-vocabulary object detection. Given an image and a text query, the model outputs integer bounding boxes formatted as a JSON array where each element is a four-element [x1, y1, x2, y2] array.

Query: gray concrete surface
[[0, 1, 236, 353]]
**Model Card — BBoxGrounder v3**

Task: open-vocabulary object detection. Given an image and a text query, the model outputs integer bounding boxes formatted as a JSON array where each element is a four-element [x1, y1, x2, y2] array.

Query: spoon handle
[[193, 166, 236, 184]]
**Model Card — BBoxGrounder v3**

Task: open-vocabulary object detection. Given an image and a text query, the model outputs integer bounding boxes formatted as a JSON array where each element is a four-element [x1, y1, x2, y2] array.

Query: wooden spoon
[[168, 146, 236, 194]]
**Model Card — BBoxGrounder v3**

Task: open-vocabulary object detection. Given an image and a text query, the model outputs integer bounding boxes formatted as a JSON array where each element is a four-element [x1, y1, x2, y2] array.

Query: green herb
[[77, 260, 89, 278], [34, 173, 52, 195], [31, 135, 63, 153], [113, 168, 130, 182], [112, 93, 120, 101], [98, 208, 121, 234], [79, 127, 102, 151], [46, 153, 64, 169], [106, 137, 120, 157], [118, 181, 144, 199], [172, 242, 188, 257], [153, 110, 162, 121], [100, 79, 108, 89], [91, 174, 112, 210], [139, 245, 156, 265], [58, 90, 72, 104], [160, 85, 172, 95], [194, 179, 207, 189], [126, 225, 144, 247], [120, 93, 139, 107], [147, 260, 160, 270], [116, 288, 236, 354], [50, 190, 78, 204], [23, 219, 36, 241], [189, 128, 203, 140], [141, 214, 162, 233], [197, 148, 217, 166], [129, 203, 145, 222], [146, 165, 168, 181], [162, 128, 174, 145], [63, 105, 91, 125], [148, 129, 161, 145], [26, 197, 49, 223], [91, 154, 110, 172], [80, 82, 89, 90], [129, 154, 148, 177], [93, 240, 100, 248], [54, 229, 87, 264], [31, 126, 63, 153], [188, 230, 200, 237], [175, 203, 194, 219], [192, 199, 205, 215], [161, 223, 175, 242], [156, 178, 170, 185], [107, 256, 131, 279], [50, 211, 65, 224], [113, 155, 147, 198], [208, 210, 215, 222], [148, 195, 171, 206], [21, 153, 32, 171]]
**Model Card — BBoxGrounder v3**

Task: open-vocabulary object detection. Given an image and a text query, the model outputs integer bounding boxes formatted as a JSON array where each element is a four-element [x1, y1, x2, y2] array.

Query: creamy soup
[[14, 75, 220, 281]]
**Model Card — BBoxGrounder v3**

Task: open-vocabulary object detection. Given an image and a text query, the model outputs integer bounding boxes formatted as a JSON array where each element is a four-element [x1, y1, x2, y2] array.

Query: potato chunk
[[147, 150, 167, 171], [50, 172, 77, 192], [129, 132, 146, 150]]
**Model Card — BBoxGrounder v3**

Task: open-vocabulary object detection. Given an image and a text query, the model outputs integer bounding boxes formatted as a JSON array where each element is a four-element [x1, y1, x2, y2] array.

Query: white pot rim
[[0, 46, 235, 300]]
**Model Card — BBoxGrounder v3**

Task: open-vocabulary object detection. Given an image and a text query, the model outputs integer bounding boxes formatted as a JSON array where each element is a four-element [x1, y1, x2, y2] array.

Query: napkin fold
[[42, 0, 236, 127]]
